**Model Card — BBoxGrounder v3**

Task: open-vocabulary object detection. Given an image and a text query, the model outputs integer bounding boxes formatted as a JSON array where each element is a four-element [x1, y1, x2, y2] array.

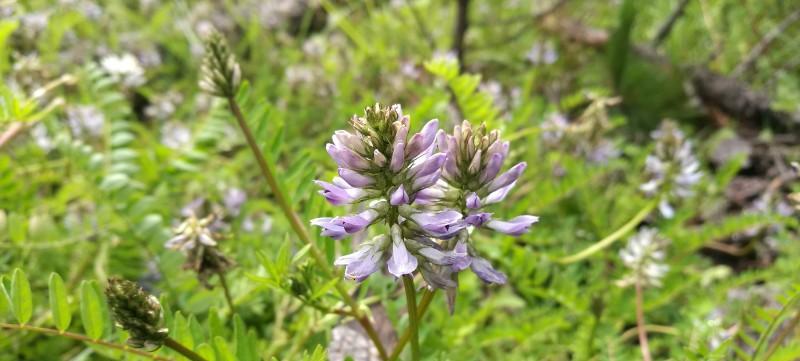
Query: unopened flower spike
[[199, 31, 241, 98], [105, 277, 169, 350], [639, 120, 703, 218]]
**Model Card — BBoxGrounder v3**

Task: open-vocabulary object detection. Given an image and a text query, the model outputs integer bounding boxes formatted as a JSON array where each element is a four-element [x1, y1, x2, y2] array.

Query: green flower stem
[[558, 200, 657, 264], [402, 275, 420, 361], [226, 98, 389, 360], [216, 270, 235, 315], [390, 288, 435, 361], [164, 337, 208, 361], [635, 280, 653, 361], [0, 323, 173, 361]]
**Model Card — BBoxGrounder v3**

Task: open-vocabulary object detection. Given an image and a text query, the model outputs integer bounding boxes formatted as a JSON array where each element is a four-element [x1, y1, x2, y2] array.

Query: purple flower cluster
[[312, 104, 537, 289]]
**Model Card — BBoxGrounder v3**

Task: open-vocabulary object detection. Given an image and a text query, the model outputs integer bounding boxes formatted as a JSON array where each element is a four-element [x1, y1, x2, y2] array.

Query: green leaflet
[[80, 280, 106, 339], [48, 272, 71, 331], [11, 269, 32, 324]]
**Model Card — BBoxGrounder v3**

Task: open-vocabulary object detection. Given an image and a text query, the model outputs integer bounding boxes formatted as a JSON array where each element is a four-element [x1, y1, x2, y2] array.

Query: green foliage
[[80, 280, 106, 340], [48, 272, 70, 331]]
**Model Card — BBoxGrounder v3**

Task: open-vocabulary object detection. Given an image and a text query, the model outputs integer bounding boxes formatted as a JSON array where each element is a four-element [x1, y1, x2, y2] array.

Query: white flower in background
[[640, 121, 703, 218], [618, 227, 670, 287], [101, 53, 146, 87], [31, 123, 54, 152], [161, 122, 192, 149], [67, 105, 105, 138], [540, 113, 569, 145], [145, 92, 183, 120], [526, 42, 558, 65]]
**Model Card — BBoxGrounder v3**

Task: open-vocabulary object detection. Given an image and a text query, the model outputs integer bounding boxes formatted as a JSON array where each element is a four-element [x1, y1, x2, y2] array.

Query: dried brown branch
[[452, 0, 470, 72], [651, 0, 691, 47], [732, 9, 800, 77]]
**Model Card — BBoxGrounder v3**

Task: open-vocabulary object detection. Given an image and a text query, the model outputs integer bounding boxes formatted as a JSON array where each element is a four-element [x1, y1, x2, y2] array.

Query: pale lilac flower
[[485, 215, 539, 236], [640, 121, 703, 218], [618, 227, 669, 287], [223, 188, 247, 216]]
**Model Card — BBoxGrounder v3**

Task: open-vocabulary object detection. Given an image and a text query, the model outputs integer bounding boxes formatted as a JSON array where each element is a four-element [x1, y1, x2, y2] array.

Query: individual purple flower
[[335, 235, 389, 282], [386, 225, 418, 277], [470, 257, 507, 284], [314, 180, 365, 205], [390, 185, 409, 205], [408, 209, 466, 238], [486, 215, 540, 236]]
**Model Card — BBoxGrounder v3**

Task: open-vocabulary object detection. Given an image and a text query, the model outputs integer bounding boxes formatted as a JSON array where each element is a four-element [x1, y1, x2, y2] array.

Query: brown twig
[[732, 9, 800, 77], [651, 0, 691, 47], [0, 323, 173, 360], [452, 0, 470, 72]]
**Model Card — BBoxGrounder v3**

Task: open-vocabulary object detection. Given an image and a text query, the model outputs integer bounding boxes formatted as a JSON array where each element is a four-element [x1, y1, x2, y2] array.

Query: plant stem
[[390, 289, 435, 361], [558, 200, 657, 264], [402, 275, 420, 361], [0, 322, 173, 361], [635, 280, 652, 361], [164, 337, 207, 361], [216, 270, 236, 314], [762, 309, 800, 361], [226, 98, 388, 360]]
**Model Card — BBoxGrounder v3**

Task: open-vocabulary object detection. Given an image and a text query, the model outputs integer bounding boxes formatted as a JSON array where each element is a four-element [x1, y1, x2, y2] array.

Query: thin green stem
[[216, 270, 236, 314], [762, 309, 800, 361], [226, 98, 388, 360], [402, 275, 420, 361], [390, 288, 435, 360], [558, 200, 657, 264], [635, 280, 652, 361], [0, 323, 173, 361], [164, 337, 208, 361]]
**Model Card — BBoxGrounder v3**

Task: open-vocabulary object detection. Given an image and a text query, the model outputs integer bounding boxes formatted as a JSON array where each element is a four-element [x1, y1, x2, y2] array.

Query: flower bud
[[105, 278, 168, 350], [199, 31, 241, 98]]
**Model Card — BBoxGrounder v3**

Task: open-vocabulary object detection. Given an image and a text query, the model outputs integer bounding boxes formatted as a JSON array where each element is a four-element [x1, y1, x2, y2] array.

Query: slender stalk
[[390, 289, 435, 361], [762, 310, 800, 361], [226, 98, 388, 360], [634, 280, 652, 361], [0, 323, 173, 361], [402, 276, 420, 361], [558, 201, 657, 264], [216, 270, 236, 314], [164, 337, 207, 361]]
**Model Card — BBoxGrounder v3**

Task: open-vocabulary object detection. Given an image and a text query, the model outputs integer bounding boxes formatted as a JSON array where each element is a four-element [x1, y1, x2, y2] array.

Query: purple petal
[[310, 217, 347, 239], [483, 180, 516, 204], [414, 187, 445, 205], [336, 236, 388, 281], [390, 142, 405, 172], [411, 210, 466, 238], [393, 119, 409, 148], [488, 162, 527, 192], [405, 119, 439, 159], [390, 185, 410, 205], [465, 212, 492, 227], [470, 257, 507, 284], [480, 152, 504, 183], [485, 215, 539, 236], [468, 150, 482, 174], [445, 240, 471, 271], [373, 149, 387, 166], [409, 153, 447, 179], [326, 143, 370, 170], [411, 170, 441, 191], [338, 168, 374, 187], [314, 180, 363, 205], [386, 226, 418, 277], [465, 192, 481, 209], [332, 130, 366, 154]]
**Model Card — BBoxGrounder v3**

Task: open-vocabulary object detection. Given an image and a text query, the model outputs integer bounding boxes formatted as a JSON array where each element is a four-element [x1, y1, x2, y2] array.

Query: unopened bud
[[105, 278, 168, 350]]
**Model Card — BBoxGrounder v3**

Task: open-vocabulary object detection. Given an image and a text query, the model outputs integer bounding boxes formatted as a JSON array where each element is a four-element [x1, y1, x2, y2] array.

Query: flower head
[[640, 121, 703, 218], [617, 228, 670, 287], [166, 212, 234, 288]]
